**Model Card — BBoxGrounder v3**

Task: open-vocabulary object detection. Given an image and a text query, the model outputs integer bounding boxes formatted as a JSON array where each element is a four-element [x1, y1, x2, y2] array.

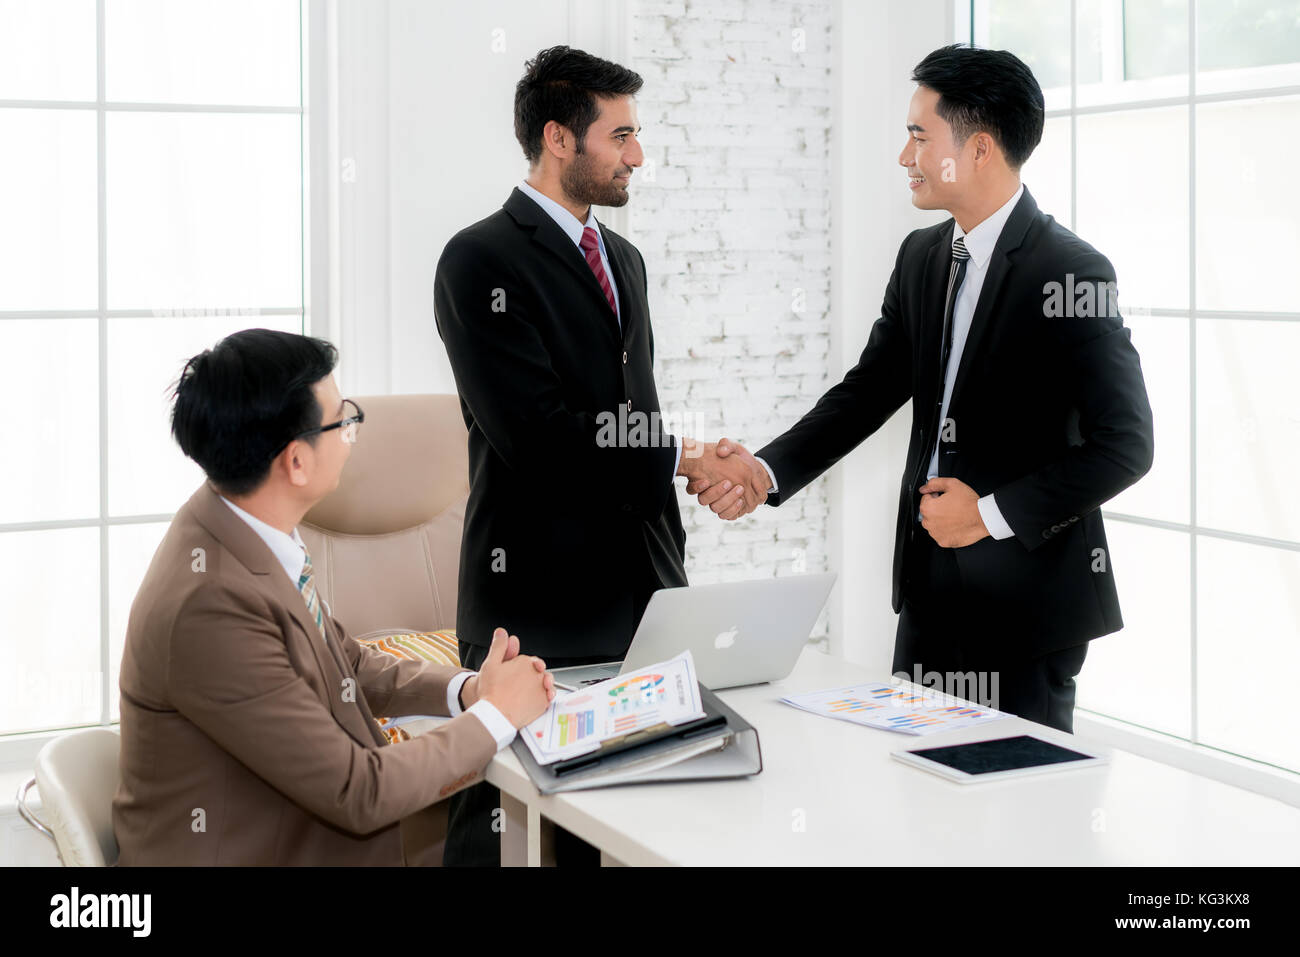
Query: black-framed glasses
[[283, 398, 365, 450]]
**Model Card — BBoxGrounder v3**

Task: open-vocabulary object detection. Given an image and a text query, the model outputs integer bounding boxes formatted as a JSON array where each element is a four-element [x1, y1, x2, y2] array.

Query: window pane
[[1077, 521, 1191, 738], [1196, 0, 1300, 95], [1195, 96, 1300, 313], [105, 0, 301, 107], [107, 312, 303, 517], [1106, 314, 1190, 525], [1197, 536, 1300, 773], [0, 527, 101, 734], [1075, 106, 1189, 311], [1122, 0, 1190, 80], [108, 521, 169, 722], [1021, 115, 1071, 229], [0, 109, 98, 310], [0, 318, 99, 523], [1075, 0, 1190, 108], [0, 0, 96, 101], [106, 112, 302, 310], [979, 0, 1072, 110], [1196, 317, 1300, 543]]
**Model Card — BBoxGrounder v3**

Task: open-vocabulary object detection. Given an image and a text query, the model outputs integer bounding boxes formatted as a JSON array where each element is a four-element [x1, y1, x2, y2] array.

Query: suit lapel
[[189, 483, 385, 749], [917, 226, 953, 404], [948, 187, 1037, 408], [600, 223, 638, 343], [504, 188, 622, 342]]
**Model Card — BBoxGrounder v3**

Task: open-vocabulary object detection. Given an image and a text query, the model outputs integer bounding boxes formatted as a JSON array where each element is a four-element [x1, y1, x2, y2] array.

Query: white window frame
[[0, 0, 308, 767]]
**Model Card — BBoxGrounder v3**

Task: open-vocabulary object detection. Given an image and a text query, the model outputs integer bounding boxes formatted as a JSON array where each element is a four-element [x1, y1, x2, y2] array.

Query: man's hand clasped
[[677, 436, 771, 521], [460, 627, 556, 728], [917, 476, 991, 548]]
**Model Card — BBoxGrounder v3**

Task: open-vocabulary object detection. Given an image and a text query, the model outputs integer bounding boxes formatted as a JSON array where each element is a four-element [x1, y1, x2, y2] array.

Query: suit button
[[627, 399, 632, 412], [622, 351, 628, 364]]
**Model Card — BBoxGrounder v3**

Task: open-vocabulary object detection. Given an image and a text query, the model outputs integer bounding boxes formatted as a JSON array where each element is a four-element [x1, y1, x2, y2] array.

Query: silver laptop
[[550, 572, 837, 692]]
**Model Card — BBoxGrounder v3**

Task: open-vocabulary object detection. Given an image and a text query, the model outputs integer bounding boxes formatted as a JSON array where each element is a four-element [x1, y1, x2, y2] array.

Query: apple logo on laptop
[[713, 626, 739, 650]]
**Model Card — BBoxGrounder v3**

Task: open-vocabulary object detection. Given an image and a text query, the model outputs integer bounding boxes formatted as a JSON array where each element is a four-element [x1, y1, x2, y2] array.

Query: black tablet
[[891, 734, 1108, 783]]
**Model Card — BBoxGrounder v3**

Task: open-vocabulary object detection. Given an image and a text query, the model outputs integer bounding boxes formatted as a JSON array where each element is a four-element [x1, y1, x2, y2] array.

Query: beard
[[561, 149, 631, 208]]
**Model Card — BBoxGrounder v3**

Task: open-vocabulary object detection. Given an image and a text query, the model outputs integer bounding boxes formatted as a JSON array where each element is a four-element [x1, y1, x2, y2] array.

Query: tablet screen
[[908, 735, 1094, 775]]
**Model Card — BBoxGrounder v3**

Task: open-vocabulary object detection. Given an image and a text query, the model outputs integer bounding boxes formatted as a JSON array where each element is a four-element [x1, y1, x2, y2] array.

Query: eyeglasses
[[281, 398, 365, 451]]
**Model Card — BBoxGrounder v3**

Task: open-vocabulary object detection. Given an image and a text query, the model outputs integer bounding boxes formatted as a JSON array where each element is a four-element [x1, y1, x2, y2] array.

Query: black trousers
[[443, 641, 614, 866], [894, 522, 1089, 734]]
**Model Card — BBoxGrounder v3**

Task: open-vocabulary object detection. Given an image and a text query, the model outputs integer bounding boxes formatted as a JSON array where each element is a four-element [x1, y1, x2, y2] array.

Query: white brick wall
[[629, 0, 834, 644]]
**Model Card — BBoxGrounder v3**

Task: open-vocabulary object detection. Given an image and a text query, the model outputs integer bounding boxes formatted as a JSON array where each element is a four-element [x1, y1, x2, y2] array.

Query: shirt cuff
[[446, 670, 473, 716], [753, 456, 778, 494], [671, 436, 683, 483], [467, 699, 517, 752], [977, 493, 1016, 541]]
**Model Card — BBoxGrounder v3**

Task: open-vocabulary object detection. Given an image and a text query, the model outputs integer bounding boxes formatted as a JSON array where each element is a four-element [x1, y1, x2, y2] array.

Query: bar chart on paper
[[781, 682, 1010, 735]]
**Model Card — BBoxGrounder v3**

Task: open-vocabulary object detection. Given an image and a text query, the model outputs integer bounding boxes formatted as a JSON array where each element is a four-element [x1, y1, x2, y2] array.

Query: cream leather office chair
[[300, 393, 470, 865], [17, 728, 121, 866], [300, 393, 468, 636]]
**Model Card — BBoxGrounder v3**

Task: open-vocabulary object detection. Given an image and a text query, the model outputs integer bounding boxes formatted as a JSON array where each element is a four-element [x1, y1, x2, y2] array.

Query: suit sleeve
[[333, 617, 471, 719], [168, 583, 497, 836], [434, 232, 677, 522], [755, 236, 914, 505], [990, 252, 1155, 550]]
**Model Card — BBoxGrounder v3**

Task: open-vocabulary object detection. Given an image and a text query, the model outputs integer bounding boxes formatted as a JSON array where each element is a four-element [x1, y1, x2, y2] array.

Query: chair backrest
[[34, 728, 121, 866], [300, 394, 469, 636]]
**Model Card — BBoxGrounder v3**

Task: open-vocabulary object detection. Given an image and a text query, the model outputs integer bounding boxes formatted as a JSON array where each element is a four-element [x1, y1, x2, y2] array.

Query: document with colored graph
[[780, 682, 1010, 735], [522, 650, 708, 765]]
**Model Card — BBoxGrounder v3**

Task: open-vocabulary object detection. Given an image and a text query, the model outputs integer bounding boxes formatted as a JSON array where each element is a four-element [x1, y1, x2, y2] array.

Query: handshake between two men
[[674, 437, 772, 522]]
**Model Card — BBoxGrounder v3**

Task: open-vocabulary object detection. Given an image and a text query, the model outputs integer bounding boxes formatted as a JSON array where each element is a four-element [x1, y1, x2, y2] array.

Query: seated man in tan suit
[[113, 328, 555, 865]]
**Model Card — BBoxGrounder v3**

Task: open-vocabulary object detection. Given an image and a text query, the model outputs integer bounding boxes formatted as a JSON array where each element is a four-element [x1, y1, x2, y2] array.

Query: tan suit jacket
[[112, 482, 497, 865]]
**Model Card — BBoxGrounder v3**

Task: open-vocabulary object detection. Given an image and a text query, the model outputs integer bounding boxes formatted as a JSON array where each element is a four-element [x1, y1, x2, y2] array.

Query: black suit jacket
[[434, 188, 687, 658], [756, 187, 1154, 659]]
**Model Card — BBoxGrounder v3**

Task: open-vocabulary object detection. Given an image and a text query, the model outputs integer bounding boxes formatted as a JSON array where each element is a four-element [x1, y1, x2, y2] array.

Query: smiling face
[[560, 94, 643, 208], [898, 85, 972, 213]]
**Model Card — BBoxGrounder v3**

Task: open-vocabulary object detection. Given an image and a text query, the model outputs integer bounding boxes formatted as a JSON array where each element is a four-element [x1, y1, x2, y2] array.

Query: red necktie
[[579, 227, 617, 315]]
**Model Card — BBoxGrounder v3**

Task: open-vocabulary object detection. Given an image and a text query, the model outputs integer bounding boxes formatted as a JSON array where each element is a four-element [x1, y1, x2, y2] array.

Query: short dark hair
[[170, 328, 339, 497], [514, 45, 643, 164], [911, 44, 1045, 170]]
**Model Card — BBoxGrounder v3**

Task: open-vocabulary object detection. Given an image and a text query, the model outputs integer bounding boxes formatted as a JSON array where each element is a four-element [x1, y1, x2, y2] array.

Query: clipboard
[[510, 686, 762, 794]]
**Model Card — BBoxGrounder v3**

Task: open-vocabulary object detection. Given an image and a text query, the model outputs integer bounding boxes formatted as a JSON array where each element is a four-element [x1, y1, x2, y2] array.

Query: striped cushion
[[356, 629, 460, 667], [356, 630, 460, 743]]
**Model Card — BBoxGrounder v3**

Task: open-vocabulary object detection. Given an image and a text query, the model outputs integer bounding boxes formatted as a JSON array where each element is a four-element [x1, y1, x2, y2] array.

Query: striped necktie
[[579, 226, 618, 315], [914, 234, 973, 512], [938, 234, 971, 382], [297, 548, 328, 644]]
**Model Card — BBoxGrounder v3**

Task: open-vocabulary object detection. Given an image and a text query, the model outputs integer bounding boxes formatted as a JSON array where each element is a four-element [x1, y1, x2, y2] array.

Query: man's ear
[[971, 131, 997, 171], [542, 119, 574, 160], [282, 441, 312, 488]]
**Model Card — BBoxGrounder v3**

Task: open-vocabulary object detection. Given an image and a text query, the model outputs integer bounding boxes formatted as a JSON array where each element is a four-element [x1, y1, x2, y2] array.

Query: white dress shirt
[[755, 188, 1022, 542], [517, 179, 683, 481], [220, 496, 516, 750]]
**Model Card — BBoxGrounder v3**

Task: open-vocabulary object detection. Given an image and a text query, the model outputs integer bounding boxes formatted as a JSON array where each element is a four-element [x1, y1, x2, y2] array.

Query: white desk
[[487, 647, 1300, 866]]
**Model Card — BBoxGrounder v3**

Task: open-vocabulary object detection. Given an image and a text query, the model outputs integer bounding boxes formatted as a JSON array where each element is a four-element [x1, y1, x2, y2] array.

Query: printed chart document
[[781, 681, 1010, 735], [523, 650, 707, 765]]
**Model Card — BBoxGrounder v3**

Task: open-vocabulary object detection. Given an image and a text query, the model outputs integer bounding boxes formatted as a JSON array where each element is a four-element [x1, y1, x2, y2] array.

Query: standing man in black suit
[[434, 46, 758, 865], [692, 45, 1154, 734]]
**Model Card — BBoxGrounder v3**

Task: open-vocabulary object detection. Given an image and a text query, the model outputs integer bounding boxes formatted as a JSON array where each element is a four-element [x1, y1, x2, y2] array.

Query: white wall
[[627, 0, 836, 644]]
